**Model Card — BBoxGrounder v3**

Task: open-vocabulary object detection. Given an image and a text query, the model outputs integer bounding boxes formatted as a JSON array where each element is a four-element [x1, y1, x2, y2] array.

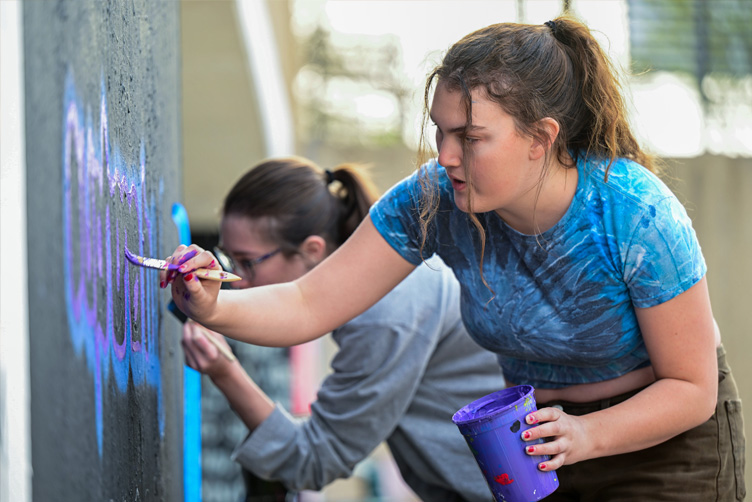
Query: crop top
[[369, 156, 706, 388]]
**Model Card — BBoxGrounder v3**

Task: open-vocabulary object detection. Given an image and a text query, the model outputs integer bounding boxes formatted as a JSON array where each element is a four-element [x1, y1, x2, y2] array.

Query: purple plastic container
[[452, 385, 559, 501]]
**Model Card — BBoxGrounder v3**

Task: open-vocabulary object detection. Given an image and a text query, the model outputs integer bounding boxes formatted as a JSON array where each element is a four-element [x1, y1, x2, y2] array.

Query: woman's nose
[[437, 137, 462, 167]]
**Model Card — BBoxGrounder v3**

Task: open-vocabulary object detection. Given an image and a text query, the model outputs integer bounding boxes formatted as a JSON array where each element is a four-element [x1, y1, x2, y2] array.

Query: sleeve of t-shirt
[[369, 162, 440, 265], [622, 194, 707, 308], [230, 306, 441, 491]]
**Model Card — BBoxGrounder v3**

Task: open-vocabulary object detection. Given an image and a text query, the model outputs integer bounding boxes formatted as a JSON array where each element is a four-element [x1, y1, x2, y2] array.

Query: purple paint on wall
[[62, 70, 166, 455]]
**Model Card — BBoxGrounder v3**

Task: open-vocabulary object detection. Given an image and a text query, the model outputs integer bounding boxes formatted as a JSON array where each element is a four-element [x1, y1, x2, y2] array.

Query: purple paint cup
[[452, 385, 559, 501]]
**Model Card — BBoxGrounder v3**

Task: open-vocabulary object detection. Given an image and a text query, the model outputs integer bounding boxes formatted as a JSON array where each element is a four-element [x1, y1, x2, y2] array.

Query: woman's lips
[[450, 176, 467, 191]]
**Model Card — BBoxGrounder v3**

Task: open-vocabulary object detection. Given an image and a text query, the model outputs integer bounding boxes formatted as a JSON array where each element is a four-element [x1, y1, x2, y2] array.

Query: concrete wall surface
[[23, 1, 184, 500], [668, 155, 752, 493]]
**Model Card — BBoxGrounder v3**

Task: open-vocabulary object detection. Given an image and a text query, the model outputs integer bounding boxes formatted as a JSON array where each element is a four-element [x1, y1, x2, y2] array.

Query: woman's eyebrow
[[430, 113, 486, 134], [431, 119, 471, 135], [446, 124, 487, 135]]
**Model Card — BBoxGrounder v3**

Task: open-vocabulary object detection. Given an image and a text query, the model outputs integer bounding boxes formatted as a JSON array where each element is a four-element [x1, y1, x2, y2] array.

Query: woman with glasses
[[180, 156, 505, 501]]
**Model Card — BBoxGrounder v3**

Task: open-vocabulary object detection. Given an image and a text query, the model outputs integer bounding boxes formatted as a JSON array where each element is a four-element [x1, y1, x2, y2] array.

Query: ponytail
[[546, 16, 657, 175], [222, 157, 379, 254], [325, 163, 381, 245]]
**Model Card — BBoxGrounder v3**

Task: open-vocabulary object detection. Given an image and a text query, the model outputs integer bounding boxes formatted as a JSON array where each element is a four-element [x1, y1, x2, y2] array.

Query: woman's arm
[[181, 321, 275, 429], [168, 216, 417, 346], [523, 277, 719, 468], [233, 307, 444, 490]]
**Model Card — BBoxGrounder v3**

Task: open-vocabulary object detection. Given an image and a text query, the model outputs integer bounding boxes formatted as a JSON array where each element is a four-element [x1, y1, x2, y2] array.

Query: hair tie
[[325, 169, 335, 185], [544, 20, 557, 36]]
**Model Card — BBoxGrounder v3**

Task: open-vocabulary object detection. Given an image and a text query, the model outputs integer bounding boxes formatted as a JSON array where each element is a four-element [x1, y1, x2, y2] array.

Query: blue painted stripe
[[172, 202, 202, 502]]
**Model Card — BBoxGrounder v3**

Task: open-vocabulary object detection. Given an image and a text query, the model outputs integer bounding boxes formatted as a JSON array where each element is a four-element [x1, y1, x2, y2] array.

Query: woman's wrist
[[209, 359, 243, 388]]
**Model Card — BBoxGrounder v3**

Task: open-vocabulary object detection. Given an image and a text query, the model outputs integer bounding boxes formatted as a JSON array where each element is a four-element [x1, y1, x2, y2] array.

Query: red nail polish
[[539, 463, 547, 471], [523, 431, 531, 439], [184, 273, 193, 281], [527, 446, 535, 453], [528, 415, 538, 424], [160, 281, 165, 289]]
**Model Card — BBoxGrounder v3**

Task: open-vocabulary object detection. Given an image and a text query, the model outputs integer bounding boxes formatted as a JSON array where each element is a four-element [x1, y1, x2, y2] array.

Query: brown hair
[[222, 156, 380, 255], [415, 16, 657, 287]]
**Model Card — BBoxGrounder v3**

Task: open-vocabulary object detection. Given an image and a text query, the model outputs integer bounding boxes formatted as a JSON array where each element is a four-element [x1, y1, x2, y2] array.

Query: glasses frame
[[213, 245, 282, 281]]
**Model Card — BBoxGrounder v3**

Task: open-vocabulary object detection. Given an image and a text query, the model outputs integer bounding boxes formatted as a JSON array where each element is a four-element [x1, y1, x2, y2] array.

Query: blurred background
[[180, 0, 751, 501]]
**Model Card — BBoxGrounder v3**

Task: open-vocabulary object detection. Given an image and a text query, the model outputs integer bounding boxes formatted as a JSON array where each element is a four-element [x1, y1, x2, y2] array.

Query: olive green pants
[[539, 346, 746, 501]]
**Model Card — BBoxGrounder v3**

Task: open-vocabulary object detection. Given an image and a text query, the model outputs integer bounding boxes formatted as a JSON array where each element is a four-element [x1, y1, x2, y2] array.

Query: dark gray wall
[[24, 1, 183, 500]]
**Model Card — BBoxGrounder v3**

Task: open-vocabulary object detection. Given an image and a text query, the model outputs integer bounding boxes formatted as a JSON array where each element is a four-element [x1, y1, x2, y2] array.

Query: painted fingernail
[[527, 446, 535, 453], [523, 431, 531, 439], [184, 273, 194, 281], [539, 463, 547, 471], [527, 414, 538, 424], [160, 281, 165, 289]]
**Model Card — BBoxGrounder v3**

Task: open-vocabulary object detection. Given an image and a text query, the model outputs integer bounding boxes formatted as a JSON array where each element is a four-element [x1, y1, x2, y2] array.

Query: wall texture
[[23, 1, 184, 500], [667, 155, 752, 492]]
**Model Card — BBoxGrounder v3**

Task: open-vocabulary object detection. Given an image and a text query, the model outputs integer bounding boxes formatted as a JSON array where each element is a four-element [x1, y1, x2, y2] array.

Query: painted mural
[[62, 69, 166, 456], [25, 2, 183, 500]]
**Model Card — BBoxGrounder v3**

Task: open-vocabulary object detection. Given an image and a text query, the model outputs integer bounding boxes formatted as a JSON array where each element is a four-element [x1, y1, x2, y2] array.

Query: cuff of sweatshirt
[[230, 404, 297, 471]]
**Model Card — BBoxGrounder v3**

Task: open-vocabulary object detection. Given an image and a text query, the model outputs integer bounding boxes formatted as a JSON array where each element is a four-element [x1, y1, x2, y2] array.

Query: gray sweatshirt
[[231, 257, 503, 501]]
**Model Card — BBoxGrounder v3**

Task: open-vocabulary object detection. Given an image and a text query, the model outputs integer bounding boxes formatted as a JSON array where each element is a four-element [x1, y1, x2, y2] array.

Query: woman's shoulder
[[580, 156, 677, 212]]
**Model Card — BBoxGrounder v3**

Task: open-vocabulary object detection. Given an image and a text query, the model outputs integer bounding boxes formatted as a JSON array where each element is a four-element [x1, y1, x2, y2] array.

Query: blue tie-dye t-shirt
[[369, 157, 706, 388]]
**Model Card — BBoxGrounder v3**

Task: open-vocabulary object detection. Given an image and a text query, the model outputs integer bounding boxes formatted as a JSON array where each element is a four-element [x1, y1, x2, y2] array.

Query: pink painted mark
[[495, 473, 514, 485]]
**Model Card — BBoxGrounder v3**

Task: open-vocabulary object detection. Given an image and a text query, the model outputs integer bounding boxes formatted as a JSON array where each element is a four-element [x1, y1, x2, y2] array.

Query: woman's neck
[[496, 160, 578, 236]]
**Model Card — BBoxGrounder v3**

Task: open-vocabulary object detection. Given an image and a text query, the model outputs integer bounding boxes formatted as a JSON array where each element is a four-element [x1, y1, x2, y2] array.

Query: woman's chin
[[452, 192, 472, 213]]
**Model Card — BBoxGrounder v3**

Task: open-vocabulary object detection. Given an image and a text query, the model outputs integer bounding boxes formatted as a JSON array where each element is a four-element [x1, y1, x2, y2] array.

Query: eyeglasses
[[213, 246, 281, 281]]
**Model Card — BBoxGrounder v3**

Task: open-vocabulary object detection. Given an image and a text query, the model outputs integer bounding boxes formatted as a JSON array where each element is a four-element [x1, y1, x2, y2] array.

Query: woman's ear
[[298, 235, 328, 268], [530, 117, 560, 161]]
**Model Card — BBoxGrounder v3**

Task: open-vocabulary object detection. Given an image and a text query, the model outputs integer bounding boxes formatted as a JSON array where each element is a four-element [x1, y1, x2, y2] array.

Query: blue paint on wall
[[172, 202, 203, 502]]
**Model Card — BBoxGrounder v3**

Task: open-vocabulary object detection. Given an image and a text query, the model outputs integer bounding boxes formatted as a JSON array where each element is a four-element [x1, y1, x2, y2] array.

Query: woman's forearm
[[211, 363, 275, 431], [205, 282, 323, 346], [580, 375, 717, 460], [201, 219, 416, 347]]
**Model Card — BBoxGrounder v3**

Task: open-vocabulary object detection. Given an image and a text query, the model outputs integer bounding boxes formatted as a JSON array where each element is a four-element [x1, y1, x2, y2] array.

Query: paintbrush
[[124, 247, 241, 282], [194, 323, 237, 362]]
